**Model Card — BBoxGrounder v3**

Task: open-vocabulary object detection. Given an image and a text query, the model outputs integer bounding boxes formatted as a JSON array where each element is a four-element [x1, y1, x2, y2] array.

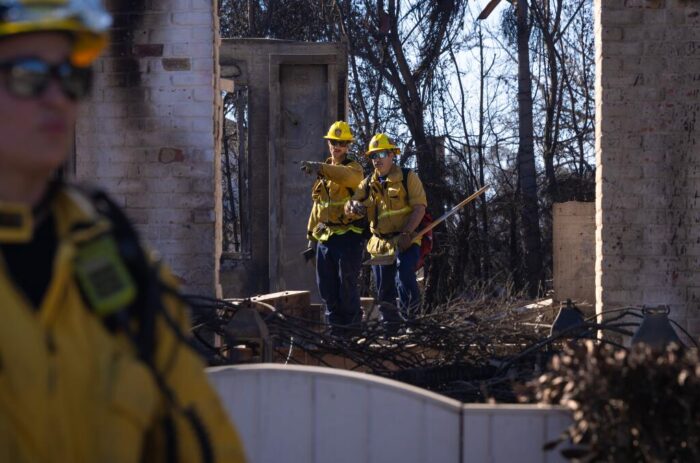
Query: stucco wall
[[76, 0, 219, 295], [596, 0, 700, 334], [553, 202, 595, 304], [209, 365, 571, 463]]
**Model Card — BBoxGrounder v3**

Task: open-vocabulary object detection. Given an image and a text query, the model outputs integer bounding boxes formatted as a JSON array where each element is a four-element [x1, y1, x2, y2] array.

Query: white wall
[[209, 365, 571, 463]]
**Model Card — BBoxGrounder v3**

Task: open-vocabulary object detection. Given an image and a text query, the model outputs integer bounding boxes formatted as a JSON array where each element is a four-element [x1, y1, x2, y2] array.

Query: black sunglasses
[[0, 57, 93, 101], [329, 139, 350, 147], [368, 150, 392, 160]]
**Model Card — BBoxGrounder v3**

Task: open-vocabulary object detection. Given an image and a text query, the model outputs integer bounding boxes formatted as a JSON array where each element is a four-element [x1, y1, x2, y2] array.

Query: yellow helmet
[[323, 121, 354, 142], [0, 0, 112, 66], [366, 133, 400, 155]]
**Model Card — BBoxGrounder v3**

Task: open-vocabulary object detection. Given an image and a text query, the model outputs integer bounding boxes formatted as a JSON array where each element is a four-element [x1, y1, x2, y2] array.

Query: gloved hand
[[397, 232, 414, 252], [344, 200, 367, 219], [313, 223, 329, 237], [302, 239, 317, 263], [300, 161, 323, 176]]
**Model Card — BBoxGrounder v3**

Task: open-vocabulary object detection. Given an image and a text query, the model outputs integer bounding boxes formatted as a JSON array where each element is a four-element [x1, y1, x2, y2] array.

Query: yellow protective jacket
[[352, 165, 427, 256], [307, 157, 364, 242], [0, 186, 246, 463]]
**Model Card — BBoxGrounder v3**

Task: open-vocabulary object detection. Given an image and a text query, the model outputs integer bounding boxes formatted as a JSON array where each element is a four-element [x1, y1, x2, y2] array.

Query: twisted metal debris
[[186, 294, 696, 403]]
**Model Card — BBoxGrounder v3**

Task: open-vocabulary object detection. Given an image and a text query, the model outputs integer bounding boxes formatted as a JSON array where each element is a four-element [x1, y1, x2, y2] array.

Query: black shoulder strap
[[362, 173, 373, 201], [76, 186, 214, 463], [401, 167, 411, 201], [86, 189, 159, 361], [363, 174, 377, 232]]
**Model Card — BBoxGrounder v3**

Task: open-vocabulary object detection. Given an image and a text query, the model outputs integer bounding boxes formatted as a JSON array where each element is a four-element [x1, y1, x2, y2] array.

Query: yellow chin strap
[[0, 201, 33, 243]]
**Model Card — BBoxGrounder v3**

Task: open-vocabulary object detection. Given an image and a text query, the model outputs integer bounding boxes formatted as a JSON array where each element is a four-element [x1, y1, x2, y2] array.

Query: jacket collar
[[371, 164, 403, 184], [0, 181, 59, 244], [0, 184, 104, 244], [326, 155, 352, 166], [0, 201, 32, 243]]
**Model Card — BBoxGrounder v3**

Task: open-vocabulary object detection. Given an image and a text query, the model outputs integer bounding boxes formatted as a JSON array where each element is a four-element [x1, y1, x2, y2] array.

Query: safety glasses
[[368, 150, 392, 160], [329, 139, 350, 147], [0, 57, 93, 101]]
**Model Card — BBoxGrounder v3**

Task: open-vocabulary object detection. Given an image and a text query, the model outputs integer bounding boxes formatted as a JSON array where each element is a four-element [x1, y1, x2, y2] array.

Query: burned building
[[74, 0, 700, 339]]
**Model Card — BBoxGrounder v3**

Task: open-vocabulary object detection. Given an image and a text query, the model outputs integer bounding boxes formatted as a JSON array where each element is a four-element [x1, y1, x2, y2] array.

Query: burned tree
[[218, 0, 596, 304]]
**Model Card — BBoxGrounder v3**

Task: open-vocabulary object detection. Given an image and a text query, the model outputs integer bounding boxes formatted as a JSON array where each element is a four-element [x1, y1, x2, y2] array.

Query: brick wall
[[596, 0, 700, 335], [76, 0, 220, 296]]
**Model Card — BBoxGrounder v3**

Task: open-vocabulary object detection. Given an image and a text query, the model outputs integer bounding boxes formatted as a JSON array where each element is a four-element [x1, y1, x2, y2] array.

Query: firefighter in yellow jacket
[[300, 121, 364, 336], [345, 134, 427, 334], [0, 2, 246, 462]]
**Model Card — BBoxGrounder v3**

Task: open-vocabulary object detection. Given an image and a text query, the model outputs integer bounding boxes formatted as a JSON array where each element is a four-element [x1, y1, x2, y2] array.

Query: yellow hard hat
[[366, 133, 400, 155], [323, 121, 354, 142], [0, 0, 112, 66]]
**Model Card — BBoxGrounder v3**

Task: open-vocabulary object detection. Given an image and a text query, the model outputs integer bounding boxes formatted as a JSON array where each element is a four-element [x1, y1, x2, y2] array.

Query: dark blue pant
[[316, 232, 363, 332], [372, 244, 421, 325]]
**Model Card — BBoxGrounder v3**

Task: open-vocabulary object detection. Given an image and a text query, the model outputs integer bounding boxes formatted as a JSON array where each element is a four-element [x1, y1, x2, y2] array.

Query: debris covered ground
[[189, 293, 594, 403]]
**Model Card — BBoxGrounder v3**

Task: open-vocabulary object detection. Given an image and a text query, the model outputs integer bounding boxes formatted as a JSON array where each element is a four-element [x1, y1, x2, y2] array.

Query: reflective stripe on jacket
[[307, 157, 364, 242], [0, 187, 246, 463]]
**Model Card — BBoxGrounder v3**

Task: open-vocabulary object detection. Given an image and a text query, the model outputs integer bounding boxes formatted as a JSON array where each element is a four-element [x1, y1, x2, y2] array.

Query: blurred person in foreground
[[0, 1, 246, 461]]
